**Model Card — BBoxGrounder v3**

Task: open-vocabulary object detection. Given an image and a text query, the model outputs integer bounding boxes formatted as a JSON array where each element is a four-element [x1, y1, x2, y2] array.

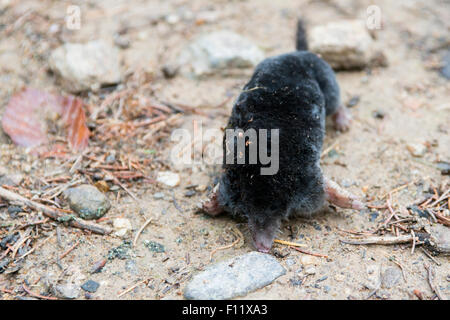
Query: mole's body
[[203, 21, 364, 252]]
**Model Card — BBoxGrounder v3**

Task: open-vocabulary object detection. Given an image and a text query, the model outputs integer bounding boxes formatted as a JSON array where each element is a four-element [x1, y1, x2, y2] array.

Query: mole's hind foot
[[332, 105, 352, 132], [324, 177, 365, 210], [201, 184, 224, 216]]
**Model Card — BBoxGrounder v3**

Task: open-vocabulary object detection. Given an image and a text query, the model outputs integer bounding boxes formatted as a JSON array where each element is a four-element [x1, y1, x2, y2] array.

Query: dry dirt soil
[[0, 0, 449, 300]]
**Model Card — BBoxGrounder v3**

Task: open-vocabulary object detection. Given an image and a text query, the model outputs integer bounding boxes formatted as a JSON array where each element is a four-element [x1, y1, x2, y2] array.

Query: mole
[[201, 20, 365, 253]]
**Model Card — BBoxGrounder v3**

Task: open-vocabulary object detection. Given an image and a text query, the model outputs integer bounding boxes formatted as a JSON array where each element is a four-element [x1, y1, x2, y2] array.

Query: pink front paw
[[332, 106, 352, 132]]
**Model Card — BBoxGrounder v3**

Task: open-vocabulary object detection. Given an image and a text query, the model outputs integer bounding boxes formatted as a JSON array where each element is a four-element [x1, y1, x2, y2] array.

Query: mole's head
[[247, 213, 281, 253]]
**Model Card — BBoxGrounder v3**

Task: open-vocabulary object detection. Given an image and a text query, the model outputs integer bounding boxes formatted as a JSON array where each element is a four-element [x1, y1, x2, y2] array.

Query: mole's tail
[[295, 19, 308, 51]]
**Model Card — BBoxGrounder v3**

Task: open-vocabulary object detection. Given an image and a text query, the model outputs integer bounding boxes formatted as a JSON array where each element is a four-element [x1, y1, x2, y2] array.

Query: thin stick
[[421, 248, 441, 266], [379, 179, 424, 200], [59, 240, 80, 260], [22, 282, 58, 300], [321, 140, 339, 158], [428, 188, 450, 207], [210, 237, 241, 262], [117, 279, 149, 298], [290, 246, 329, 258], [411, 230, 416, 255], [424, 263, 446, 300], [341, 235, 413, 245], [133, 218, 152, 247], [0, 186, 111, 235], [274, 239, 307, 247], [20, 236, 54, 259]]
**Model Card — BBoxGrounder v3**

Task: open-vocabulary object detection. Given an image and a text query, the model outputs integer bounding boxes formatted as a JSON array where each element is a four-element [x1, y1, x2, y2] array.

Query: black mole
[[202, 20, 365, 253]]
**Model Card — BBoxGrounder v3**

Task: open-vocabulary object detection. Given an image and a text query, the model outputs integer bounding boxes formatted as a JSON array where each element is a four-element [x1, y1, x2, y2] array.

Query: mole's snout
[[248, 215, 280, 253], [252, 233, 274, 253]]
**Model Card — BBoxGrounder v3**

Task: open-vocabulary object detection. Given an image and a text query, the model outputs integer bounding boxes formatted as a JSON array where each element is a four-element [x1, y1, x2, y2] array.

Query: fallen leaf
[[1, 87, 90, 152]]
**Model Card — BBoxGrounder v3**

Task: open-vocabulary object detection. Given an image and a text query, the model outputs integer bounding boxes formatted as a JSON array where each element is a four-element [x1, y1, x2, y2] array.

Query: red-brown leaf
[[1, 88, 90, 152]]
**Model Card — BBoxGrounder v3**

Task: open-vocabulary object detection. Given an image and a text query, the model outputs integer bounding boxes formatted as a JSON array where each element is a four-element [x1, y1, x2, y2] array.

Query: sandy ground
[[0, 0, 449, 300]]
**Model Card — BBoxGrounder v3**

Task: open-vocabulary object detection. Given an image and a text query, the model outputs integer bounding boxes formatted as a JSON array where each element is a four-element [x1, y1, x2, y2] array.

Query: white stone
[[304, 266, 316, 275], [156, 171, 180, 187], [308, 20, 377, 70], [300, 254, 322, 266], [113, 218, 132, 238], [177, 30, 264, 77], [406, 143, 427, 157], [49, 40, 122, 92]]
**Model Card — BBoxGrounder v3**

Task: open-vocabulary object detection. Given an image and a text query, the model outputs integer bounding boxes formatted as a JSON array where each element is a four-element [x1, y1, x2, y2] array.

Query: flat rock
[[308, 20, 384, 70], [381, 267, 402, 288], [177, 30, 264, 78], [64, 184, 111, 220], [184, 251, 286, 300], [49, 40, 122, 92]]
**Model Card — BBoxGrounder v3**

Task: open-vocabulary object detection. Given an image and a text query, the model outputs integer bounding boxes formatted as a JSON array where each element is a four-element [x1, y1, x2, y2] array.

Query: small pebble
[[335, 274, 345, 282], [184, 190, 196, 197], [153, 192, 165, 199], [305, 267, 316, 275], [369, 212, 379, 222], [406, 143, 427, 157], [64, 184, 111, 220], [317, 276, 328, 282], [372, 109, 386, 119], [290, 277, 303, 286], [300, 255, 321, 266], [436, 161, 450, 175], [347, 95, 360, 108], [113, 218, 132, 238], [195, 184, 207, 192], [156, 171, 180, 187], [285, 257, 296, 267], [81, 280, 100, 293]]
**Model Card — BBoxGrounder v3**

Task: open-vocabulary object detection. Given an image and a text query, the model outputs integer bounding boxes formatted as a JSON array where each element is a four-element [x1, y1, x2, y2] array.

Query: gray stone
[[153, 192, 165, 199], [429, 224, 450, 254], [177, 30, 264, 78], [440, 52, 450, 80], [54, 284, 80, 299], [0, 174, 23, 187], [81, 280, 100, 293], [308, 20, 383, 70], [184, 251, 285, 300], [49, 40, 122, 92], [381, 267, 402, 288], [65, 184, 111, 220]]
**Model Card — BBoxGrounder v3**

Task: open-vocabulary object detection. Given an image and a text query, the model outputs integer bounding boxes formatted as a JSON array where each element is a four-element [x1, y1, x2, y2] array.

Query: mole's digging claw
[[324, 177, 366, 210], [201, 184, 224, 216]]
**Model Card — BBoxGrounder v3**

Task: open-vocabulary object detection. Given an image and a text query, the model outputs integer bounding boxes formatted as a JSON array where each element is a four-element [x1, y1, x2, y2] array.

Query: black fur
[[216, 20, 341, 251]]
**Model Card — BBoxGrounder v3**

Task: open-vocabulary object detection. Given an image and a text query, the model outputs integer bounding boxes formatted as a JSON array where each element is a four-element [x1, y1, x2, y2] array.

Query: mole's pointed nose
[[252, 235, 273, 253]]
